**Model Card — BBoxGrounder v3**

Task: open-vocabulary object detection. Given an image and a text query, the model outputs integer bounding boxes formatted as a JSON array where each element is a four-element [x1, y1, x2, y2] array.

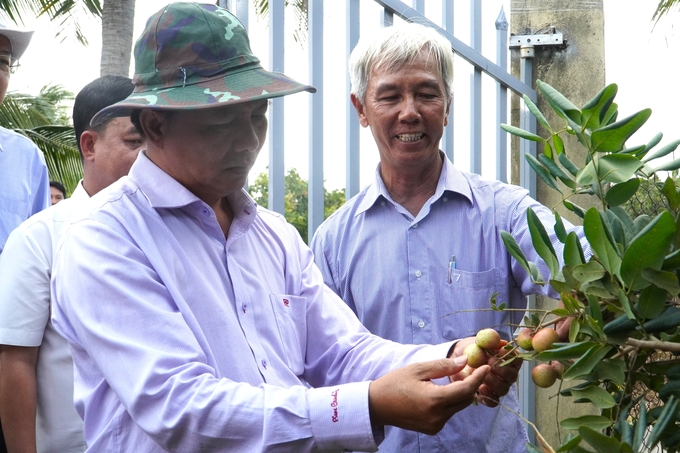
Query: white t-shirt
[[0, 182, 88, 453]]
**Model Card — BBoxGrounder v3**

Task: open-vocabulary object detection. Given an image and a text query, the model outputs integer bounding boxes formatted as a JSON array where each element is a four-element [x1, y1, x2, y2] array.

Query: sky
[[4, 0, 679, 190]]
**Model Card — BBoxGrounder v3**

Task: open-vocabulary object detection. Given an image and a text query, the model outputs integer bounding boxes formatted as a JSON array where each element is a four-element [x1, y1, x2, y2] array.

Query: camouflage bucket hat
[[91, 2, 315, 125]]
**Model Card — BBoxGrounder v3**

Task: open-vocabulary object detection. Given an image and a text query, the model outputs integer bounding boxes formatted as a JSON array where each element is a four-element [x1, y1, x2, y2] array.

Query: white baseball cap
[[0, 18, 34, 60]]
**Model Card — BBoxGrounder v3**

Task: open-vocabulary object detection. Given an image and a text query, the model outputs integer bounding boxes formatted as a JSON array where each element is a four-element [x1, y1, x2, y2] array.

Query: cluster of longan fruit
[[464, 327, 565, 388]]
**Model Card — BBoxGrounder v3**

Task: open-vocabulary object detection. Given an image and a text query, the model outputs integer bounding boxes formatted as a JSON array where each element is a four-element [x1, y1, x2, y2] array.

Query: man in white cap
[[0, 18, 49, 453], [0, 19, 50, 253]]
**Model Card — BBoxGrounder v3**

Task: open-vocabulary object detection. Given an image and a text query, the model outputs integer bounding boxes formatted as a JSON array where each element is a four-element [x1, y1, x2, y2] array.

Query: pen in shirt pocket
[[447, 255, 456, 284]]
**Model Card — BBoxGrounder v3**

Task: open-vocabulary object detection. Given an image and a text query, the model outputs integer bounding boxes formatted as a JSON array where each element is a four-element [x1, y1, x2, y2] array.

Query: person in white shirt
[[0, 75, 145, 453]]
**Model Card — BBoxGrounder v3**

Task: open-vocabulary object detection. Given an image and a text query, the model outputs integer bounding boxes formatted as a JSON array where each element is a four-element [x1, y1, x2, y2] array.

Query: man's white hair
[[349, 22, 454, 104]]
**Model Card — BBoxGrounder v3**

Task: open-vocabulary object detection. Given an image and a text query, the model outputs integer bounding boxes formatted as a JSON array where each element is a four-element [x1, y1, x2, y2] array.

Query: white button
[[443, 197, 448, 202], [381, 201, 386, 206], [418, 320, 425, 328], [413, 223, 418, 229], [415, 270, 421, 278]]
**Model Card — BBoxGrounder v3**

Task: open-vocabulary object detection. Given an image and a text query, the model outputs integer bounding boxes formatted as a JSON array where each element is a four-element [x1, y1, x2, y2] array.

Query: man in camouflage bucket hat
[[51, 3, 503, 451]]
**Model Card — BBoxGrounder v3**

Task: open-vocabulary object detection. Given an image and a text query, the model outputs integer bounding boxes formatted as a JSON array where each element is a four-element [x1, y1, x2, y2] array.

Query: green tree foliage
[[501, 80, 680, 453], [249, 168, 345, 243], [0, 0, 102, 45], [0, 85, 81, 195]]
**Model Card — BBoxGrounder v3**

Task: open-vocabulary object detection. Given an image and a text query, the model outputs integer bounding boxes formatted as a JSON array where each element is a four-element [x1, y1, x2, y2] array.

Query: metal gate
[[223, 0, 539, 434]]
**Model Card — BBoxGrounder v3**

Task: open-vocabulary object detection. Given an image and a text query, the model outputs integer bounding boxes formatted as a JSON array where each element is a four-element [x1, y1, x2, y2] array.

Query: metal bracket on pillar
[[510, 29, 563, 199]]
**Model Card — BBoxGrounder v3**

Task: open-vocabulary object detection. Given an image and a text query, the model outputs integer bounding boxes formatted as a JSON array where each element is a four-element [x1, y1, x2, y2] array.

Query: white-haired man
[[312, 23, 589, 452]]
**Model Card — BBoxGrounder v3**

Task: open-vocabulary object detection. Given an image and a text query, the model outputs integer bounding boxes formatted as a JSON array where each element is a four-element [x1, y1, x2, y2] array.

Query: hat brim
[[91, 66, 316, 126], [0, 28, 33, 60]]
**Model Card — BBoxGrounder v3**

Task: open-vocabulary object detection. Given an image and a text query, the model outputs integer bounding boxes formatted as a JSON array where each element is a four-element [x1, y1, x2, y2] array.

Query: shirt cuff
[[308, 381, 379, 452]]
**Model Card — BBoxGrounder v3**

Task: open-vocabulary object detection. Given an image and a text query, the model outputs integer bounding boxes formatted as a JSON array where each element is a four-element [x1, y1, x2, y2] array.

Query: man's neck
[[380, 154, 443, 217]]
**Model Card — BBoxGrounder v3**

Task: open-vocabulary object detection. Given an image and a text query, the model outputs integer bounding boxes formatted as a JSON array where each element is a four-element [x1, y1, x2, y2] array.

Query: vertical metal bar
[[346, 0, 360, 200], [469, 0, 482, 174], [518, 43, 537, 444], [308, 0, 324, 240], [221, 0, 248, 24], [268, 0, 285, 214], [382, 7, 393, 27], [441, 0, 454, 163], [495, 7, 508, 183], [519, 48, 537, 198], [412, 0, 424, 13]]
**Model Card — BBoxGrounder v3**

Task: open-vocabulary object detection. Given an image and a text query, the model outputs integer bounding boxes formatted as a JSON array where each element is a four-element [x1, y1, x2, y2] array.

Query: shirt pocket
[[269, 294, 307, 376], [439, 268, 504, 340]]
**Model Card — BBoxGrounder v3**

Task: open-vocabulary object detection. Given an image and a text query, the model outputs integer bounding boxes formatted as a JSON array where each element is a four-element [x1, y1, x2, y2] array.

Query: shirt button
[[412, 223, 418, 229], [261, 359, 267, 369], [415, 270, 422, 278], [242, 303, 247, 313], [381, 201, 386, 206], [443, 197, 448, 202], [418, 320, 425, 328]]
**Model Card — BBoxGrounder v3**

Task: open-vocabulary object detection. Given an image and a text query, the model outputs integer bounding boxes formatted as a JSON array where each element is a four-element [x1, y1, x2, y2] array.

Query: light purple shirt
[[312, 155, 589, 453], [51, 152, 452, 452]]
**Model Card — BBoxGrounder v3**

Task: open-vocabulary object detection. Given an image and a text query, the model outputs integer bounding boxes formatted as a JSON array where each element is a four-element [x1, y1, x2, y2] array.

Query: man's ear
[[139, 109, 166, 148], [444, 99, 451, 127], [80, 130, 97, 163], [350, 93, 370, 128]]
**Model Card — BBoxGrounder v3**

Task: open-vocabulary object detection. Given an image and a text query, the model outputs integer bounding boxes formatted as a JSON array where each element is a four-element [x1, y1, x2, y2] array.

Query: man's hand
[[368, 356, 489, 435], [450, 337, 522, 407]]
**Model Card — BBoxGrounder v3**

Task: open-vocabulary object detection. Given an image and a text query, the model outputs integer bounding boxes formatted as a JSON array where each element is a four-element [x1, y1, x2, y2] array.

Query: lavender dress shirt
[[51, 152, 452, 452], [312, 154, 590, 453]]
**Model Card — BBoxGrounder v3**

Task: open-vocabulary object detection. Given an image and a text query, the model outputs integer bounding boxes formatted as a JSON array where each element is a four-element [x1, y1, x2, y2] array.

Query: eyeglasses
[[0, 54, 20, 74]]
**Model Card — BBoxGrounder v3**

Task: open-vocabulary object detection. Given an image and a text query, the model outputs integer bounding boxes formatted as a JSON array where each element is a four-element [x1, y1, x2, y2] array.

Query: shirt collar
[[69, 180, 89, 202], [356, 152, 473, 216], [127, 151, 258, 218]]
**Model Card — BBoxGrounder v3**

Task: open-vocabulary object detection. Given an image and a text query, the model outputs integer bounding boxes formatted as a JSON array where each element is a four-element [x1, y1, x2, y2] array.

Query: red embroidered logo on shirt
[[331, 389, 339, 422], [283, 298, 290, 307]]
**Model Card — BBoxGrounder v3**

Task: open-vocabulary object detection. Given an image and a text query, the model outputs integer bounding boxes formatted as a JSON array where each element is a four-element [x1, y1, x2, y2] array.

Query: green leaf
[[569, 313, 581, 343], [605, 178, 640, 207], [637, 284, 668, 319], [570, 386, 616, 409], [539, 341, 597, 361], [584, 207, 622, 276], [575, 161, 598, 186], [523, 94, 552, 132], [556, 434, 583, 452], [538, 154, 576, 188], [653, 156, 680, 172], [564, 232, 586, 266], [617, 288, 636, 320], [572, 261, 605, 283], [582, 84, 618, 130], [552, 134, 565, 155], [593, 359, 626, 385], [596, 154, 644, 184], [661, 176, 679, 211], [659, 382, 680, 403], [537, 79, 582, 124], [527, 208, 559, 278], [642, 138, 680, 163], [561, 415, 612, 431], [563, 200, 587, 219], [591, 108, 652, 153], [500, 123, 544, 142], [526, 154, 561, 192], [501, 231, 544, 283], [662, 249, 680, 271], [554, 213, 568, 243], [646, 396, 678, 448], [641, 268, 680, 296], [559, 151, 579, 176], [578, 426, 627, 453], [620, 211, 675, 291], [641, 132, 664, 157], [564, 344, 612, 380], [640, 306, 680, 334], [633, 403, 646, 450]]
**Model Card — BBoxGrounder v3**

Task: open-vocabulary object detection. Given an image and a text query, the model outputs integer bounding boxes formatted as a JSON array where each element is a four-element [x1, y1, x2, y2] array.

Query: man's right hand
[[367, 356, 489, 435]]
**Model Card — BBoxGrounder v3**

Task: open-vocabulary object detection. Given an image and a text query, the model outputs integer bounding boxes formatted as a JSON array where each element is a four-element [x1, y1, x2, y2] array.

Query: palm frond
[[653, 0, 680, 22]]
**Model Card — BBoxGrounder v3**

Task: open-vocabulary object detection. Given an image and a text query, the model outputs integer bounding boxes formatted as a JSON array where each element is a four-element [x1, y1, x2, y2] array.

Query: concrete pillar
[[510, 0, 605, 448]]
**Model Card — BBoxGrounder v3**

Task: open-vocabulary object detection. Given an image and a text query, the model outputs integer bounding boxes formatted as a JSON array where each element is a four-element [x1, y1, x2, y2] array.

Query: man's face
[[145, 100, 268, 204], [352, 52, 450, 174], [92, 117, 145, 190], [50, 186, 65, 205], [0, 35, 13, 104]]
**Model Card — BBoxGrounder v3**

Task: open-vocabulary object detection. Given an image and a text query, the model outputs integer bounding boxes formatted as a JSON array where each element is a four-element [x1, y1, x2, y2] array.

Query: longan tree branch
[[626, 338, 680, 353]]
